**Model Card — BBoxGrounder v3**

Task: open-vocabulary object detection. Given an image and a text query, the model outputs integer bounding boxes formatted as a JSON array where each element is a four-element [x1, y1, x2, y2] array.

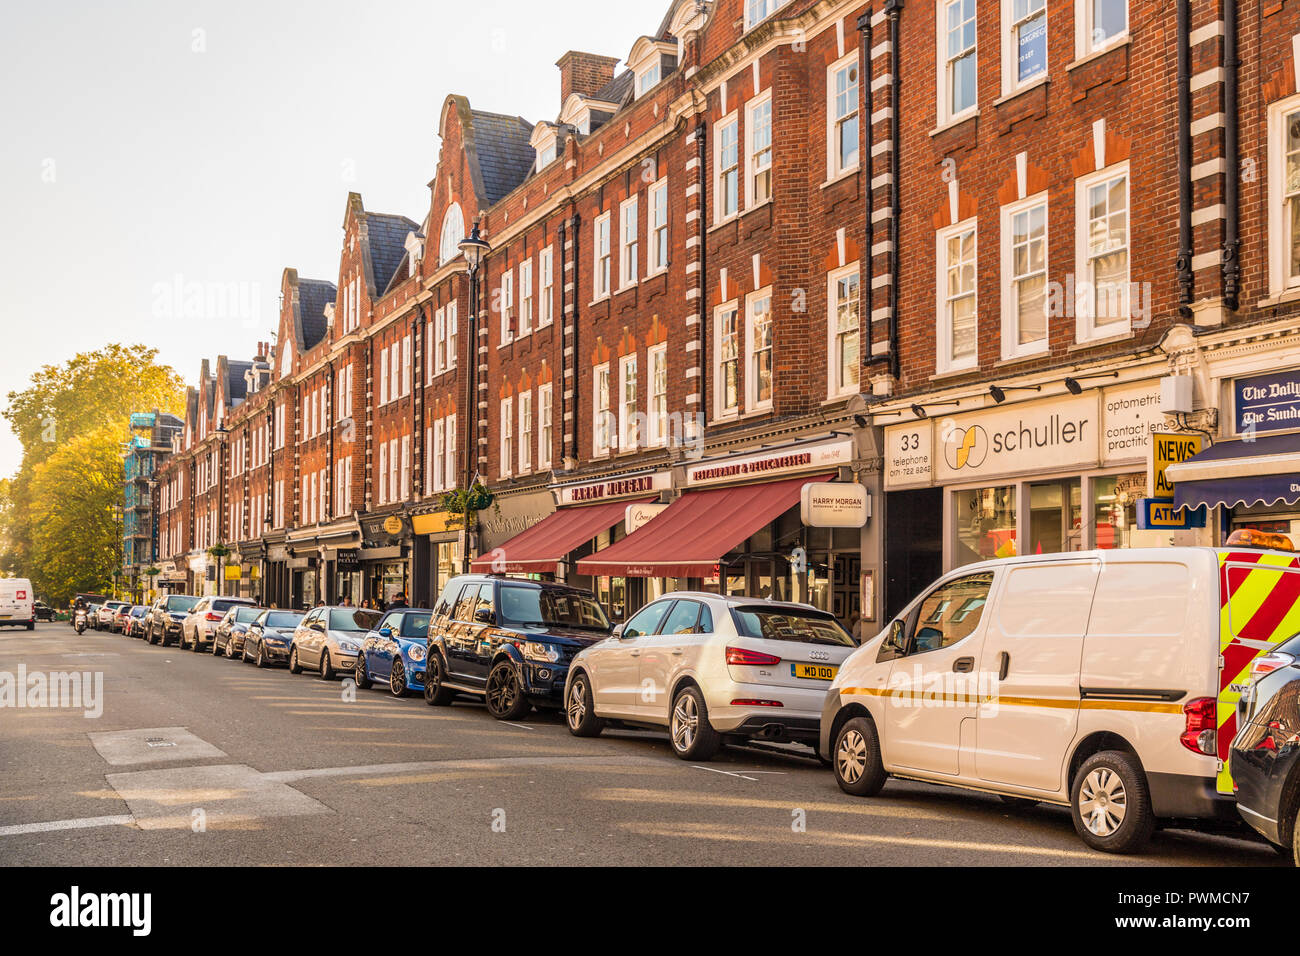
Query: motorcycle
[[74, 608, 87, 634]]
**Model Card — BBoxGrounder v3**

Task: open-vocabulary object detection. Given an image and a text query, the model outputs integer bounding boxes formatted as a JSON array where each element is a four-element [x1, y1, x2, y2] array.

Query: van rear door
[[976, 559, 1098, 793], [1217, 551, 1300, 794]]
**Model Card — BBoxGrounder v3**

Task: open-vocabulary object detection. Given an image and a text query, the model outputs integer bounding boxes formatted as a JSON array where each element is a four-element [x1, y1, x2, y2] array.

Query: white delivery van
[[0, 578, 36, 630], [820, 546, 1300, 853]]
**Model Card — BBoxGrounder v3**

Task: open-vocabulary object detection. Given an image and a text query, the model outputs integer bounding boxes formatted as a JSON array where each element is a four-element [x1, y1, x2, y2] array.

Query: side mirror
[[473, 608, 495, 625], [378, 627, 394, 638], [611, 623, 626, 640]]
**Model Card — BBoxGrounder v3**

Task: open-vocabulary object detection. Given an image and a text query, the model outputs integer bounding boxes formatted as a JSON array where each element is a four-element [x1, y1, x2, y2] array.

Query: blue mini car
[[355, 608, 434, 697]]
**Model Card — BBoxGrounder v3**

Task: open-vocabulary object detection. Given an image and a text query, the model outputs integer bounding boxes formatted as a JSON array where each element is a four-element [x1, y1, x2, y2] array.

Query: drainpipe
[[857, 9, 874, 366], [695, 122, 708, 430], [558, 215, 568, 466], [886, 0, 901, 380], [1222, 0, 1240, 311], [568, 209, 583, 467], [1175, 0, 1194, 313]]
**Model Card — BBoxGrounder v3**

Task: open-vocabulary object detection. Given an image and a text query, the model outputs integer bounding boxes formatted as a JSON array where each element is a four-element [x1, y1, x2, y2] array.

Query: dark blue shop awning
[[1167, 432, 1300, 510]]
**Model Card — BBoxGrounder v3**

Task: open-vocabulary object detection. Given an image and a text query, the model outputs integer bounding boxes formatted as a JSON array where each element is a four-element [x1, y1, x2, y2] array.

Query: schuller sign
[[883, 385, 1165, 488]]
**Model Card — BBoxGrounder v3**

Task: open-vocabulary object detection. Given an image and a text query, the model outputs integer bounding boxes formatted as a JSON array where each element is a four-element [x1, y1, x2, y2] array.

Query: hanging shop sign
[[335, 549, 361, 572], [625, 501, 669, 533], [686, 438, 854, 487], [1234, 369, 1300, 436], [556, 471, 672, 506], [800, 482, 871, 528], [1150, 432, 1205, 499]]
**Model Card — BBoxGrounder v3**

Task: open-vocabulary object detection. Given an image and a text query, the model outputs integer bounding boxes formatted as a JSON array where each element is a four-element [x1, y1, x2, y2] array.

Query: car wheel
[[669, 685, 721, 761], [1070, 751, 1155, 854], [355, 654, 371, 689], [389, 660, 409, 698], [423, 653, 453, 706], [288, 645, 303, 674], [485, 660, 530, 721], [225, 639, 236, 660], [256, 644, 267, 669], [565, 672, 604, 738], [318, 648, 335, 681], [833, 716, 888, 797], [242, 642, 252, 663], [1292, 805, 1299, 867]]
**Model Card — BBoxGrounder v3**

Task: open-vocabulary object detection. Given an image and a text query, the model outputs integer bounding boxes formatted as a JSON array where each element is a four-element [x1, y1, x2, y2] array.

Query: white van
[[0, 578, 36, 630], [820, 547, 1300, 853]]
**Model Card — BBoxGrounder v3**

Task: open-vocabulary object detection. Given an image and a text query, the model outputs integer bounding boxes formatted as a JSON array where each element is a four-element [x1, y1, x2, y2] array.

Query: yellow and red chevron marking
[[1216, 550, 1300, 793]]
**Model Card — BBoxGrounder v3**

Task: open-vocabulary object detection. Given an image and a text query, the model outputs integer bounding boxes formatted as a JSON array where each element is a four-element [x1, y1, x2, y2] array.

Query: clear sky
[[0, 0, 660, 477]]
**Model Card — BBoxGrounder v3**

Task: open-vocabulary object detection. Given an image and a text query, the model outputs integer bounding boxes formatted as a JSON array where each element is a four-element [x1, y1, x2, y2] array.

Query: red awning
[[470, 498, 656, 574], [576, 474, 834, 579]]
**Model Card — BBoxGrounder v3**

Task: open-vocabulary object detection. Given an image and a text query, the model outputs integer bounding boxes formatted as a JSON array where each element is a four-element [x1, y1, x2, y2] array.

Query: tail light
[[726, 646, 782, 667], [206, 612, 223, 621], [1250, 652, 1296, 682], [730, 698, 784, 707], [1180, 697, 1217, 756]]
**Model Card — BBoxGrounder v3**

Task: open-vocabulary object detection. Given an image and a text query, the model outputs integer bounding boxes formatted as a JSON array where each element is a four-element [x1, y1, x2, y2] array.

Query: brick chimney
[[556, 51, 620, 106]]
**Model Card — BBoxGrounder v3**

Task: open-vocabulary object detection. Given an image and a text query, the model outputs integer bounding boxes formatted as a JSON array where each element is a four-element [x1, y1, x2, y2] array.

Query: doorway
[[885, 488, 943, 621]]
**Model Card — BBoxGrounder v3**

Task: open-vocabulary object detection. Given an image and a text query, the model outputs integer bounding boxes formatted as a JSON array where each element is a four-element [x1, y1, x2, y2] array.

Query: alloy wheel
[[836, 729, 868, 784], [566, 680, 587, 730], [487, 665, 517, 713], [1079, 767, 1128, 837], [671, 693, 698, 753], [390, 661, 406, 697]]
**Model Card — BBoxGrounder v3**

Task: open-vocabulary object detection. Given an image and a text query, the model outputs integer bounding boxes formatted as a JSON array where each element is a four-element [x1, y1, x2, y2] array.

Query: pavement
[[0, 622, 1284, 866]]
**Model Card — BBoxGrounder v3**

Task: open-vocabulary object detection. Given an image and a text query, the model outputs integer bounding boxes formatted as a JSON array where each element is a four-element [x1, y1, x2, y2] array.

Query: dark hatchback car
[[145, 594, 200, 645], [33, 601, 55, 622], [213, 605, 268, 658], [423, 575, 612, 721], [1230, 633, 1300, 866], [242, 609, 306, 667]]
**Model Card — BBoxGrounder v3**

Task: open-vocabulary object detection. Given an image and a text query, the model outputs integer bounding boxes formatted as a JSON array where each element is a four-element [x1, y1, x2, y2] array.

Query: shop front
[[359, 512, 412, 609], [576, 437, 866, 627], [287, 518, 362, 608], [881, 380, 1170, 611], [1166, 367, 1300, 540], [410, 508, 459, 609], [472, 471, 671, 622], [263, 541, 290, 609]]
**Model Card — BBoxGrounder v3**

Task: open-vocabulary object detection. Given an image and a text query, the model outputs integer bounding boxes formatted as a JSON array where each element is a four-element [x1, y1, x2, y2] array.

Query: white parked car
[[563, 593, 858, 760], [179, 596, 257, 652], [0, 578, 36, 630], [820, 547, 1293, 854], [288, 606, 383, 680]]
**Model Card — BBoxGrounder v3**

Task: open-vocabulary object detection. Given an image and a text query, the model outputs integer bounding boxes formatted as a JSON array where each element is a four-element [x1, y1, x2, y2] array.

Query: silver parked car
[[288, 606, 383, 679], [179, 595, 258, 652], [563, 593, 858, 760]]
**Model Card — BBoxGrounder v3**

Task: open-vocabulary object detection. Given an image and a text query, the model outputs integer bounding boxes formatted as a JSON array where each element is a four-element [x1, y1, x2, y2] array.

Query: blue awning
[[1167, 432, 1300, 511]]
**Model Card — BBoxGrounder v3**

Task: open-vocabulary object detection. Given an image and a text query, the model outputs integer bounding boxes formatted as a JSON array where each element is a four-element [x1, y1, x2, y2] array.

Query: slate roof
[[297, 279, 337, 351], [469, 110, 536, 205], [364, 213, 419, 295], [593, 70, 635, 109], [226, 360, 252, 403]]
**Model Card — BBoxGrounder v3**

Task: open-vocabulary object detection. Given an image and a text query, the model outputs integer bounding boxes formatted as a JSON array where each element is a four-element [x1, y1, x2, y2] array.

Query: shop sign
[[557, 471, 671, 505], [686, 439, 853, 487], [362, 514, 410, 547], [625, 502, 668, 533], [223, 565, 242, 581], [1101, 381, 1164, 463], [336, 549, 361, 572], [383, 516, 404, 536], [1138, 498, 1207, 530], [1234, 369, 1300, 436], [800, 482, 871, 528], [411, 511, 455, 536], [884, 425, 933, 489], [1150, 432, 1204, 498]]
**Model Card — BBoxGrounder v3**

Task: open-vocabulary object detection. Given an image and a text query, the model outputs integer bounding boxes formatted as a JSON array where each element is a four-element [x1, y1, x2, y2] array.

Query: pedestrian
[[389, 591, 409, 610]]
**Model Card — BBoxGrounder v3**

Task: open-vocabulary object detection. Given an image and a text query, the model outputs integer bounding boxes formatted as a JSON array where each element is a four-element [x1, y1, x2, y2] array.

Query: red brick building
[[152, 0, 1300, 627]]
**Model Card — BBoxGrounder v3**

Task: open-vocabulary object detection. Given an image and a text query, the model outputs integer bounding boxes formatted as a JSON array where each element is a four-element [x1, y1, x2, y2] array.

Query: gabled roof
[[297, 278, 337, 352], [226, 360, 252, 404], [363, 212, 419, 295], [468, 109, 536, 205]]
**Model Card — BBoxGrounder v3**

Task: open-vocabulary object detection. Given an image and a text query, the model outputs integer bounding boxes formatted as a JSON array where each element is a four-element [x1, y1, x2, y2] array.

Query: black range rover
[[423, 575, 613, 721]]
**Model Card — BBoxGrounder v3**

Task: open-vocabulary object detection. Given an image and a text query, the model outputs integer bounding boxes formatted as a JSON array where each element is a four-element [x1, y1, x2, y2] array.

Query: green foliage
[[439, 481, 497, 529], [0, 345, 185, 605]]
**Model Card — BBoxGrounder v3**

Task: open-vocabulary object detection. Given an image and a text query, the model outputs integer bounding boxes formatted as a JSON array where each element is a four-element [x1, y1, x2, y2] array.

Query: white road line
[[693, 765, 759, 782], [503, 722, 535, 731], [0, 815, 134, 837]]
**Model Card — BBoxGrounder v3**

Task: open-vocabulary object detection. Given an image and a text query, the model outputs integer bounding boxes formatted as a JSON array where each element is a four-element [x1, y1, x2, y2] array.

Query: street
[[0, 622, 1284, 867]]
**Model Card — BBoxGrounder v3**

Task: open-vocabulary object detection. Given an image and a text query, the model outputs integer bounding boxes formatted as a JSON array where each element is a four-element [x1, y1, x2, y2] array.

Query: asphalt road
[[0, 622, 1284, 867]]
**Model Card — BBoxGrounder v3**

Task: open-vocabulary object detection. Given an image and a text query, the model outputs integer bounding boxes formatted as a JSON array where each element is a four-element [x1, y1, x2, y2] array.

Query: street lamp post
[[458, 222, 491, 574]]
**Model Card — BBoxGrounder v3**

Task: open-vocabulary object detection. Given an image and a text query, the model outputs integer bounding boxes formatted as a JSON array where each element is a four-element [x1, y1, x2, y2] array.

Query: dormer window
[[636, 62, 660, 96], [404, 231, 424, 277], [532, 126, 559, 172], [439, 204, 464, 266]]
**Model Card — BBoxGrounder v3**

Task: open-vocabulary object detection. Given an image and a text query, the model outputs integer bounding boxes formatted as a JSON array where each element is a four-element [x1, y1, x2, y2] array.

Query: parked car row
[[86, 544, 1300, 863]]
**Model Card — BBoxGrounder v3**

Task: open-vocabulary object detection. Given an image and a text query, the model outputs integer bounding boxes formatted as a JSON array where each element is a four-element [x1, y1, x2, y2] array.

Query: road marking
[[0, 815, 134, 837], [589, 787, 952, 821], [264, 753, 662, 784], [503, 722, 534, 731], [693, 765, 759, 782]]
